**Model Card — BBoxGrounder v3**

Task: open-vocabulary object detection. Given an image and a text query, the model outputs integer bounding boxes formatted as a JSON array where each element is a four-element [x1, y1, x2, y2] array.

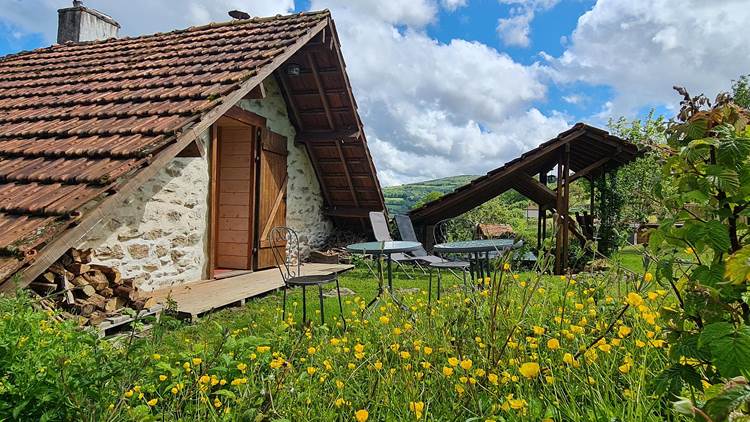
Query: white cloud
[[0, 0, 294, 42], [496, 0, 559, 48], [497, 10, 534, 47], [0, 0, 572, 186], [441, 0, 468, 12], [549, 0, 750, 116], [313, 0, 570, 185], [562, 94, 583, 105]]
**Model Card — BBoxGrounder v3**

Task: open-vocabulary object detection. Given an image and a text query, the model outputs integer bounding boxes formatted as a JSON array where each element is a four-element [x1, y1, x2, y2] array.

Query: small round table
[[347, 241, 421, 310], [433, 239, 515, 280]]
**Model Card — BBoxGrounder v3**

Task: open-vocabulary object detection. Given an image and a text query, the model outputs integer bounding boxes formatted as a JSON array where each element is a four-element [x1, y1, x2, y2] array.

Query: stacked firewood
[[29, 248, 156, 326]]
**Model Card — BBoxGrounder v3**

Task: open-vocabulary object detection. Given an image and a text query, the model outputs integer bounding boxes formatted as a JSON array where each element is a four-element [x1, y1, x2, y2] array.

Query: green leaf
[[692, 263, 725, 287], [699, 322, 735, 349], [725, 245, 750, 285], [711, 325, 750, 378], [650, 364, 702, 396], [702, 220, 731, 253], [213, 389, 237, 399], [705, 165, 741, 193], [702, 384, 750, 422], [669, 332, 711, 362]]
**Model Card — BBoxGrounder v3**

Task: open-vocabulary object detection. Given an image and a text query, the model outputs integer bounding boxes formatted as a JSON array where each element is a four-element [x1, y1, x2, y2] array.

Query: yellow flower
[[644, 272, 653, 282], [503, 262, 511, 271], [626, 292, 643, 307], [152, 354, 161, 360], [635, 339, 646, 348], [619, 363, 631, 374], [488, 373, 499, 385], [532, 326, 545, 335], [423, 346, 433, 355], [455, 384, 465, 395], [256, 346, 270, 353], [171, 387, 178, 395], [147, 398, 158, 406], [237, 362, 247, 373], [335, 398, 345, 408], [547, 338, 560, 350], [598, 343, 612, 353], [409, 401, 425, 419], [618, 325, 632, 338], [374, 361, 383, 370], [442, 366, 454, 377], [448, 357, 459, 367], [574, 303, 584, 310], [191, 357, 202, 366], [459, 359, 473, 370], [519, 362, 540, 378], [199, 375, 210, 384], [509, 398, 526, 410], [400, 351, 411, 359], [563, 353, 579, 367], [379, 315, 390, 324], [124, 390, 133, 398], [307, 346, 317, 355], [355, 409, 369, 422], [213, 398, 222, 408], [307, 367, 317, 375], [158, 375, 167, 382]]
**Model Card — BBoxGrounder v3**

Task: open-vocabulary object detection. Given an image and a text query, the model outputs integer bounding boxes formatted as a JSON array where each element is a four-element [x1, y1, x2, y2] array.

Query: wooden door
[[254, 130, 288, 269], [214, 125, 255, 269]]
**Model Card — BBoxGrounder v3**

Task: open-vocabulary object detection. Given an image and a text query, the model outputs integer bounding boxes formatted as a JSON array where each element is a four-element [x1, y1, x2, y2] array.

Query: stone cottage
[[0, 5, 385, 294]]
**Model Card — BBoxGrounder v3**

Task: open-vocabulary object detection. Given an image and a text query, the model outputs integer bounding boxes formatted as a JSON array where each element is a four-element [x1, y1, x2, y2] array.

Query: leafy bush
[[648, 86, 750, 420]]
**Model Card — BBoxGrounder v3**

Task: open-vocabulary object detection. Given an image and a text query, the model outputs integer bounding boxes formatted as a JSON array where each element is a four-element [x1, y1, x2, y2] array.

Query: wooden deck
[[144, 263, 354, 321]]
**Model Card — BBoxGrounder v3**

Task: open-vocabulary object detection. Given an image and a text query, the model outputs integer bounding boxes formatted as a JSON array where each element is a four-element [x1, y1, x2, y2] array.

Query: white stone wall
[[75, 77, 333, 291], [77, 130, 211, 292], [237, 78, 333, 257]]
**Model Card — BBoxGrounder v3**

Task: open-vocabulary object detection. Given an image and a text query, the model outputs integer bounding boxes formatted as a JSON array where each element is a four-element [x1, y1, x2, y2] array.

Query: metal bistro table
[[346, 241, 421, 310], [433, 239, 515, 281]]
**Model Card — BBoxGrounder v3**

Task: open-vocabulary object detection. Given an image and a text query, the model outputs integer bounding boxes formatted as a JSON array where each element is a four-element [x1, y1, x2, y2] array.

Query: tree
[[732, 74, 750, 109], [412, 191, 443, 209]]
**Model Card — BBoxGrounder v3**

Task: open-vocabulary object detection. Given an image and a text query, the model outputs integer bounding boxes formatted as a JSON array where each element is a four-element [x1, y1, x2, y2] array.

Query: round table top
[[433, 239, 514, 254], [346, 241, 422, 254]]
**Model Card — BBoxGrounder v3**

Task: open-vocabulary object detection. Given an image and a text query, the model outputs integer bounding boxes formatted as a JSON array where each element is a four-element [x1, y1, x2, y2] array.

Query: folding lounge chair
[[368, 211, 420, 278]]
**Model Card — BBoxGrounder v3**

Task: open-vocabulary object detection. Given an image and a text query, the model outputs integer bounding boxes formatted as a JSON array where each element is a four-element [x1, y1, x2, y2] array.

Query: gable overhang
[[0, 14, 384, 293]]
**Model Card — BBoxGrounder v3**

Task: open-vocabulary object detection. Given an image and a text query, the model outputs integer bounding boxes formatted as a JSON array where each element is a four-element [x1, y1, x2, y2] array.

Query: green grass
[[2, 255, 689, 421]]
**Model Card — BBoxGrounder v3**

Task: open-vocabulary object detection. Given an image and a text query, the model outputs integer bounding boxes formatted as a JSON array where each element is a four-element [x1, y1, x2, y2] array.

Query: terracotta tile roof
[[0, 10, 330, 282]]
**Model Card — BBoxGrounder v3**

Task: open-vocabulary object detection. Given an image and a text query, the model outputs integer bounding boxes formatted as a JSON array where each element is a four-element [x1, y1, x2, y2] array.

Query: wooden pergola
[[409, 123, 639, 274]]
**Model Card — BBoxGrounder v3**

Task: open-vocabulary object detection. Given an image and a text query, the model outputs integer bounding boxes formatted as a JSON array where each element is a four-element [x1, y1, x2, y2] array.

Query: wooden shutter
[[255, 130, 288, 269]]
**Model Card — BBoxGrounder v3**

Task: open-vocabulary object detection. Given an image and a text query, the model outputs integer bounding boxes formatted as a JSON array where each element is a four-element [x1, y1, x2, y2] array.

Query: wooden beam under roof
[[306, 52, 336, 130], [297, 129, 360, 143], [512, 174, 556, 208]]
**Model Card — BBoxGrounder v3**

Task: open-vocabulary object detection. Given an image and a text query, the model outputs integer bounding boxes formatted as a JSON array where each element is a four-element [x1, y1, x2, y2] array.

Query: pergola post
[[554, 146, 571, 275]]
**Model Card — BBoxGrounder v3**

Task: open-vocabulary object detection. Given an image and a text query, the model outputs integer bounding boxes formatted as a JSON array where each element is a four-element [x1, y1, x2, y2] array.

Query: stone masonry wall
[[77, 130, 211, 292], [75, 77, 332, 291], [237, 78, 333, 257]]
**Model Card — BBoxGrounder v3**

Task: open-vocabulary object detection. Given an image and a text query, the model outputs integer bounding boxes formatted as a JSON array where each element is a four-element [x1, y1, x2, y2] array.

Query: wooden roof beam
[[306, 52, 336, 130], [275, 72, 304, 132], [297, 129, 360, 144], [512, 174, 557, 208]]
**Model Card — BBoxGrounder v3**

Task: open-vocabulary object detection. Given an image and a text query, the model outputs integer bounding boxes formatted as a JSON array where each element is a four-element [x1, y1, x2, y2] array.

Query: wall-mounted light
[[286, 64, 301, 76]]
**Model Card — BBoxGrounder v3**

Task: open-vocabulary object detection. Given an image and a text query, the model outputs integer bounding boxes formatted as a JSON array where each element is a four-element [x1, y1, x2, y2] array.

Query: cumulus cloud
[[441, 0, 468, 12], [496, 0, 559, 48], [313, 0, 570, 185], [549, 0, 750, 116], [0, 0, 293, 42]]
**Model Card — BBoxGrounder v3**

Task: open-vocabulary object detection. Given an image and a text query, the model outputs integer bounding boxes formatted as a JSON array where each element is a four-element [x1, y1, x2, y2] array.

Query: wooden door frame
[[207, 107, 267, 279]]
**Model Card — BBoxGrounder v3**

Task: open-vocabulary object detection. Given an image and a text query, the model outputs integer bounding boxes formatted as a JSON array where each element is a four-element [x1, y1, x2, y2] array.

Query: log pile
[[29, 248, 157, 326]]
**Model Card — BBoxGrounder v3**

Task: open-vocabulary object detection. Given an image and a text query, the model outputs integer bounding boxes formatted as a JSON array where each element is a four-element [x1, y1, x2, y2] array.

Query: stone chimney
[[57, 1, 120, 44]]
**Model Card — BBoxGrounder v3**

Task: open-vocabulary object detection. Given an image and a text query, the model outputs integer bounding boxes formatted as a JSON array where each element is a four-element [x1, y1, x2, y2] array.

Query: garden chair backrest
[[394, 214, 428, 257], [269, 226, 301, 284], [368, 211, 393, 242]]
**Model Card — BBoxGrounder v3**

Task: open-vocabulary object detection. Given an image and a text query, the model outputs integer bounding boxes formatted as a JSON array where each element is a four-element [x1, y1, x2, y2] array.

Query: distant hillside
[[382, 175, 479, 215]]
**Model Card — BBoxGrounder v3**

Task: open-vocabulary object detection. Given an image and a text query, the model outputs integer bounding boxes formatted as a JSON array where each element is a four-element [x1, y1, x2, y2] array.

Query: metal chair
[[423, 218, 472, 303], [269, 226, 346, 330]]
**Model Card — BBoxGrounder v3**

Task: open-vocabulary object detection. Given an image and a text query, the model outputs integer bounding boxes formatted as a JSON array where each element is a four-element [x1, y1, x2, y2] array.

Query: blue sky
[[0, 0, 746, 185]]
